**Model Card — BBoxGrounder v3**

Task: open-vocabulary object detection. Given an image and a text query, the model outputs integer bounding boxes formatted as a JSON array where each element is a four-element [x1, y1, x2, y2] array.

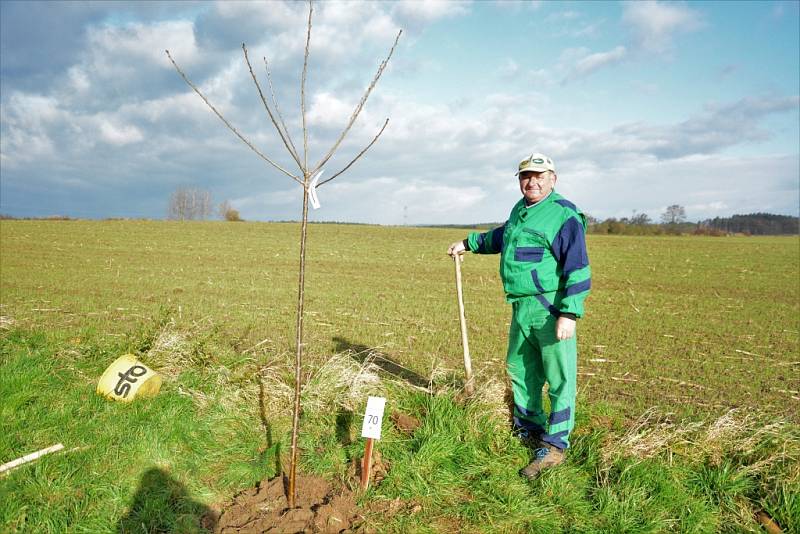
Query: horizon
[[1, 0, 798, 225], [2, 210, 798, 228]]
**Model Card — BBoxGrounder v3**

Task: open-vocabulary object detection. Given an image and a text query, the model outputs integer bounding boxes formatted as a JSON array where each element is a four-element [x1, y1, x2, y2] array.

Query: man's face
[[519, 170, 556, 203]]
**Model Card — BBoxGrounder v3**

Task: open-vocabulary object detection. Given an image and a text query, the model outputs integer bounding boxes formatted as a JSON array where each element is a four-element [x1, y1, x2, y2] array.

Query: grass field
[[1, 220, 798, 532]]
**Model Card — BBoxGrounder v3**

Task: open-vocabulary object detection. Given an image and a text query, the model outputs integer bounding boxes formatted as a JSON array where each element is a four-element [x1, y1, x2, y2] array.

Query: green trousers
[[507, 293, 577, 450]]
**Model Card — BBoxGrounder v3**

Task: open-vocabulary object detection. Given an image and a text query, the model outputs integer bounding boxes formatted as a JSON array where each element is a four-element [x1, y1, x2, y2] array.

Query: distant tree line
[[167, 187, 242, 221], [588, 206, 799, 236], [698, 213, 799, 235], [0, 214, 77, 220]]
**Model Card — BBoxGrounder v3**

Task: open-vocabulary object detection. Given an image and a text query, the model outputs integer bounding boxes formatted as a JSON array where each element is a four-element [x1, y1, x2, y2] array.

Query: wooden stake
[[1, 443, 64, 475], [756, 511, 783, 534], [454, 254, 474, 396], [361, 438, 374, 489]]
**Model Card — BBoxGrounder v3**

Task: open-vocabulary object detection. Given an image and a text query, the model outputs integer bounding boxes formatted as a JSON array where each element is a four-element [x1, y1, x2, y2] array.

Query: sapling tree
[[166, 1, 400, 507]]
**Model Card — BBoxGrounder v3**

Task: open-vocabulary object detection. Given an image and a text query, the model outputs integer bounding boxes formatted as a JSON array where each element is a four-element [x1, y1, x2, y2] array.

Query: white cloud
[[68, 66, 90, 92], [496, 58, 519, 79], [392, 0, 470, 23], [120, 91, 208, 123], [88, 20, 199, 69], [569, 22, 603, 38], [5, 93, 62, 125], [540, 8, 605, 39], [306, 92, 354, 128], [97, 117, 144, 146], [595, 95, 800, 159], [362, 12, 401, 41], [214, 0, 300, 28], [686, 200, 728, 214], [562, 46, 626, 84], [623, 0, 703, 53], [0, 93, 62, 165]]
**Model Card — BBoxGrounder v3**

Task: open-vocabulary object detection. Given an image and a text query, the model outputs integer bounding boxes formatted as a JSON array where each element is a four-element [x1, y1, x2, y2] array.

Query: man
[[447, 153, 591, 479]]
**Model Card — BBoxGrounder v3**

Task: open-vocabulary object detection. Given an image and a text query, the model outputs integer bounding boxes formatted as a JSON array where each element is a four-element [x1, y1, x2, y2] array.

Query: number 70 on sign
[[361, 396, 386, 440]]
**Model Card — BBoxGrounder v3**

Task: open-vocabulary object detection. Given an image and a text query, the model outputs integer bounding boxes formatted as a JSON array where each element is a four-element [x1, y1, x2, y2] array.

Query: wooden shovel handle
[[454, 254, 474, 396]]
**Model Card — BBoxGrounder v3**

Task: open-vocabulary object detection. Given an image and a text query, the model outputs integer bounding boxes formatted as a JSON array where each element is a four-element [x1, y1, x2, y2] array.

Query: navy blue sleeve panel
[[467, 223, 506, 254], [551, 217, 589, 276], [551, 214, 591, 317]]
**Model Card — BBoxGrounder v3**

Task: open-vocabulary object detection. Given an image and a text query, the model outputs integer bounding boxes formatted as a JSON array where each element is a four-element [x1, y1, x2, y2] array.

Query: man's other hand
[[448, 241, 466, 257], [555, 316, 576, 340]]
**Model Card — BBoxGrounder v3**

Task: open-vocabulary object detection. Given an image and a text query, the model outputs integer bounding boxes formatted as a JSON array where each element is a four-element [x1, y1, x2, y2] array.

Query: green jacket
[[466, 191, 591, 318]]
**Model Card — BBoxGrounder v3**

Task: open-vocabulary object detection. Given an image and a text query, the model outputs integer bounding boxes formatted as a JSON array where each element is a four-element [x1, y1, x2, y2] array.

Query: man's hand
[[447, 241, 466, 257], [555, 316, 576, 340]]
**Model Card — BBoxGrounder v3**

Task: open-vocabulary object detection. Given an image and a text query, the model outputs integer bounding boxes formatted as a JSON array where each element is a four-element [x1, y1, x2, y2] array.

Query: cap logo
[[517, 154, 554, 175]]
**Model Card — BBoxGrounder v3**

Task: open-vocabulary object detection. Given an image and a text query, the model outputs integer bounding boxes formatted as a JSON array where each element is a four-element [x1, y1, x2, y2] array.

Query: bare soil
[[389, 411, 421, 435], [209, 410, 414, 533], [212, 475, 362, 534]]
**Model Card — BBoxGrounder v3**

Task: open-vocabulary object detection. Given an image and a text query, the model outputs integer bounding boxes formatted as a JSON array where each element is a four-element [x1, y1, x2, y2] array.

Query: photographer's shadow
[[117, 467, 217, 533]]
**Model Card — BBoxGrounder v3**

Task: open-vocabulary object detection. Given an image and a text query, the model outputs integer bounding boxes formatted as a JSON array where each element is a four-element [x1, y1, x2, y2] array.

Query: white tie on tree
[[308, 170, 324, 210]]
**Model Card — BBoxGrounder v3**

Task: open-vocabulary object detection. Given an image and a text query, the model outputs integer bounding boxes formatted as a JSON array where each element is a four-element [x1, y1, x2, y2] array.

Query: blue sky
[[1, 0, 798, 224]]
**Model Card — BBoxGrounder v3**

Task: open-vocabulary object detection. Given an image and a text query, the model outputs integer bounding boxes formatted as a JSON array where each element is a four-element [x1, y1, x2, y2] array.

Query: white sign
[[360, 396, 386, 440], [308, 169, 324, 210]]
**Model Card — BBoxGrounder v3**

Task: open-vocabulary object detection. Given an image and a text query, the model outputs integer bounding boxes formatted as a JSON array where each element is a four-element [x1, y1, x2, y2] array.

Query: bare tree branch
[[311, 29, 402, 175], [242, 44, 303, 170], [317, 118, 389, 187], [165, 49, 303, 186], [264, 56, 301, 164], [300, 0, 313, 175], [169, 0, 400, 510]]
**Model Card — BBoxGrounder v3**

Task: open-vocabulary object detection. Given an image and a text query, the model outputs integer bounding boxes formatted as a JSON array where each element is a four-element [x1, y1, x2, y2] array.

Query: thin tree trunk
[[167, 3, 399, 507], [288, 183, 310, 508]]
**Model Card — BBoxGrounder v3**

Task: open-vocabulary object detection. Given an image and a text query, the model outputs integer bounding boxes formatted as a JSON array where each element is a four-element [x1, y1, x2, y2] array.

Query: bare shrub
[[219, 200, 243, 221], [259, 352, 384, 417]]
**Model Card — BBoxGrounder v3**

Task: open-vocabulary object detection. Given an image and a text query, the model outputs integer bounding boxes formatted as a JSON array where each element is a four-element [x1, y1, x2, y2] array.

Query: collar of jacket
[[523, 190, 554, 208], [516, 190, 561, 218]]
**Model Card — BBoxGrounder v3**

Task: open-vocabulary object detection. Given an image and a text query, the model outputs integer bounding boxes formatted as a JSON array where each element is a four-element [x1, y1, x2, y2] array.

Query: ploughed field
[[2, 220, 798, 422], [1, 220, 798, 533]]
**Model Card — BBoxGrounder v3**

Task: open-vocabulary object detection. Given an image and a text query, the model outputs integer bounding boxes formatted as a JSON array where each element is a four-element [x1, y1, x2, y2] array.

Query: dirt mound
[[214, 475, 361, 534], [390, 412, 420, 435]]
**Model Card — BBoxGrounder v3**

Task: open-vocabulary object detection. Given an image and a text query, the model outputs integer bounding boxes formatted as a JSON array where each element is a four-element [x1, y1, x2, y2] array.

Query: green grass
[[1, 220, 798, 532]]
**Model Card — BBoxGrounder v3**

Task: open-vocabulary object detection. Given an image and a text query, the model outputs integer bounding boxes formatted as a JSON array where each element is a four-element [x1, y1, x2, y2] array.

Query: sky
[[1, 0, 798, 225]]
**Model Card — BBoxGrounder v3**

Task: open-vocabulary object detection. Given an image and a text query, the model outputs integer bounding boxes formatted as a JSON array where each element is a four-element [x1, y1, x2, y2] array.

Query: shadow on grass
[[117, 467, 217, 533], [259, 378, 282, 477], [332, 336, 430, 391], [336, 409, 354, 446]]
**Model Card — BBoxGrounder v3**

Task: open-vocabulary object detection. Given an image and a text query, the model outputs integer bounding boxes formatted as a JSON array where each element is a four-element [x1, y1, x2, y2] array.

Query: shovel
[[453, 254, 474, 396]]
